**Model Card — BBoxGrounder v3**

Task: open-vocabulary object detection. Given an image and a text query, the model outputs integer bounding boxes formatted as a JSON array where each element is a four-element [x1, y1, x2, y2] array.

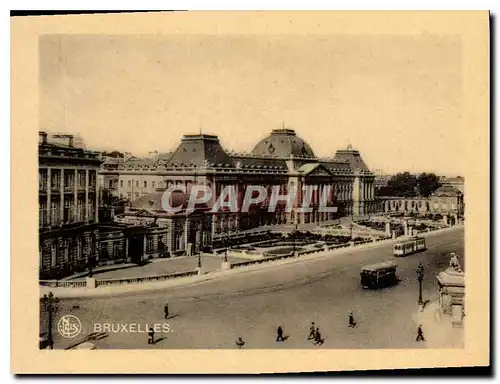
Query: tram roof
[[395, 236, 425, 244], [361, 260, 397, 271]]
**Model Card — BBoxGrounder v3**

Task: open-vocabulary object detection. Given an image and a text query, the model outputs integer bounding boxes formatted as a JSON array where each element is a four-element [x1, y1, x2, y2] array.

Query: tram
[[393, 237, 427, 257]]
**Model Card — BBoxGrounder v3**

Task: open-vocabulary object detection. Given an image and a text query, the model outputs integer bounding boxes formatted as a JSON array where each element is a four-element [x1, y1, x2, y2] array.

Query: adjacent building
[[38, 132, 102, 278]]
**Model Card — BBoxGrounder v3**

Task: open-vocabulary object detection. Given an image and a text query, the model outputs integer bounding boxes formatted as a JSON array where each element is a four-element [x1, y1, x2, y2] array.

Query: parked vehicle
[[360, 260, 398, 289]]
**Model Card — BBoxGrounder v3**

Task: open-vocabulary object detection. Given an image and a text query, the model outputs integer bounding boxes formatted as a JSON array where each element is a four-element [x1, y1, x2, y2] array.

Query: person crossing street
[[348, 312, 357, 328], [164, 303, 169, 319], [148, 327, 155, 345], [416, 325, 425, 342], [307, 322, 316, 340], [276, 325, 285, 342]]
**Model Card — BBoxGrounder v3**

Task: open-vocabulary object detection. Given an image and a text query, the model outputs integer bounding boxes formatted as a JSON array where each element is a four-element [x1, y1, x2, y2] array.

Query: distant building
[[440, 176, 464, 194], [374, 170, 392, 192], [376, 185, 464, 217]]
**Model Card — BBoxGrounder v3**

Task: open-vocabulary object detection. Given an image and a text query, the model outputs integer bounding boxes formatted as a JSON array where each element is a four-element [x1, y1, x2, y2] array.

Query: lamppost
[[223, 234, 229, 263], [197, 228, 202, 269], [293, 223, 298, 253], [417, 263, 425, 305], [41, 291, 59, 349]]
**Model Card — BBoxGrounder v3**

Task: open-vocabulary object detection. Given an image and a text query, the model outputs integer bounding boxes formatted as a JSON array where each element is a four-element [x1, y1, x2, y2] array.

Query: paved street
[[44, 227, 464, 349]]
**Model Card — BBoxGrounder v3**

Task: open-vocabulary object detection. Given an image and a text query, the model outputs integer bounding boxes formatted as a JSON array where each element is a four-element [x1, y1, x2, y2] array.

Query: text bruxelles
[[93, 323, 172, 333]]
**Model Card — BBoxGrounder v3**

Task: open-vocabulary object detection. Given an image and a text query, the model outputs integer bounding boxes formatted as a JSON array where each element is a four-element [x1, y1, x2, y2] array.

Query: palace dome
[[251, 129, 315, 158]]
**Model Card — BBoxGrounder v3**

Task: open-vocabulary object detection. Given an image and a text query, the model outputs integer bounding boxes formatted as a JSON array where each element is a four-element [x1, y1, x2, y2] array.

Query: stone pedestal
[[86, 277, 96, 289], [392, 230, 397, 240], [409, 227, 413, 237], [443, 215, 448, 226], [221, 261, 231, 271], [403, 219, 409, 236], [436, 266, 465, 326], [196, 267, 204, 276], [385, 222, 391, 237]]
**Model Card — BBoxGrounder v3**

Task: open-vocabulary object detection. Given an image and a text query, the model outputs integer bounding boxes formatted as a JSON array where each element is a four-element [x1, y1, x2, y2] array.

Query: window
[[127, 192, 132, 200], [64, 240, 69, 262], [113, 242, 121, 258], [135, 193, 139, 199], [109, 180, 113, 188], [100, 243, 109, 260], [147, 236, 154, 252], [51, 243, 57, 267], [120, 180, 124, 188], [128, 180, 131, 188], [136, 181, 139, 188], [152, 181, 156, 188], [144, 181, 148, 188]]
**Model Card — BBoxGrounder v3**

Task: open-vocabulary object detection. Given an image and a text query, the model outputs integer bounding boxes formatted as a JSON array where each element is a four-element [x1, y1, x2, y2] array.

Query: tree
[[386, 172, 418, 197], [102, 150, 124, 158], [417, 173, 441, 197]]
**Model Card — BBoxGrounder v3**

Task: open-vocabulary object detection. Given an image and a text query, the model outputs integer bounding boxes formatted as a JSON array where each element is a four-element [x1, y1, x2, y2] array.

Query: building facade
[[106, 128, 377, 259], [41, 128, 378, 277], [376, 185, 464, 216], [38, 132, 102, 279]]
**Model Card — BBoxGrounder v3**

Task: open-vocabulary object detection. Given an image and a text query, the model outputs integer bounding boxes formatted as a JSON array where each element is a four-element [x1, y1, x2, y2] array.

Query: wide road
[[47, 227, 464, 349]]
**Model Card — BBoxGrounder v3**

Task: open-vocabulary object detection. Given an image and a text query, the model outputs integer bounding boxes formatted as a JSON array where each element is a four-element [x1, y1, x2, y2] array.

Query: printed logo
[[57, 315, 82, 339]]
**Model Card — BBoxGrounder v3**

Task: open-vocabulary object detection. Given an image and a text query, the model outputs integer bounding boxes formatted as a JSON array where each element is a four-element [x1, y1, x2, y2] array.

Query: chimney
[[39, 131, 48, 144]]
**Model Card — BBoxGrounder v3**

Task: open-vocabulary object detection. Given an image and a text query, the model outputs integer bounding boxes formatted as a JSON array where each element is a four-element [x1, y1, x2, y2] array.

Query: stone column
[[184, 218, 191, 252], [94, 170, 99, 223], [46, 167, 51, 225], [352, 175, 361, 216], [125, 238, 130, 262], [59, 168, 64, 224], [385, 222, 391, 237], [403, 219, 408, 236], [142, 234, 147, 261], [74, 169, 78, 222], [85, 169, 89, 223]]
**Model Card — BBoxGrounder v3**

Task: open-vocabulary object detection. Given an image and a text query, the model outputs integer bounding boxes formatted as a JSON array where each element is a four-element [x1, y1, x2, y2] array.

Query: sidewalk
[[40, 225, 464, 300], [412, 301, 464, 348]]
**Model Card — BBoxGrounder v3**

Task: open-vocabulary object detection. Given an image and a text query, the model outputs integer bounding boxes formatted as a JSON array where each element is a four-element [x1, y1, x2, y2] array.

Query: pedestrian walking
[[235, 337, 245, 349], [348, 312, 357, 328], [314, 327, 324, 345], [148, 327, 155, 345], [307, 322, 316, 340], [416, 325, 425, 342], [276, 325, 285, 342], [164, 303, 169, 319]]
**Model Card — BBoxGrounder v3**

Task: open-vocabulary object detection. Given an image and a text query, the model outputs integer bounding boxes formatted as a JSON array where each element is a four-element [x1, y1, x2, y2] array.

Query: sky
[[40, 34, 463, 176]]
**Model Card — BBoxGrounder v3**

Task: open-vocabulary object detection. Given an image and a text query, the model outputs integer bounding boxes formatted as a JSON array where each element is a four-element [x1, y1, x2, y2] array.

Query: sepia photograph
[[11, 11, 489, 373]]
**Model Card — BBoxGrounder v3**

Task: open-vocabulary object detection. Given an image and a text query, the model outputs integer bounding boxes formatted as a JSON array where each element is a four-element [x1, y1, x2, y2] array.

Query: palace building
[[109, 128, 377, 259]]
